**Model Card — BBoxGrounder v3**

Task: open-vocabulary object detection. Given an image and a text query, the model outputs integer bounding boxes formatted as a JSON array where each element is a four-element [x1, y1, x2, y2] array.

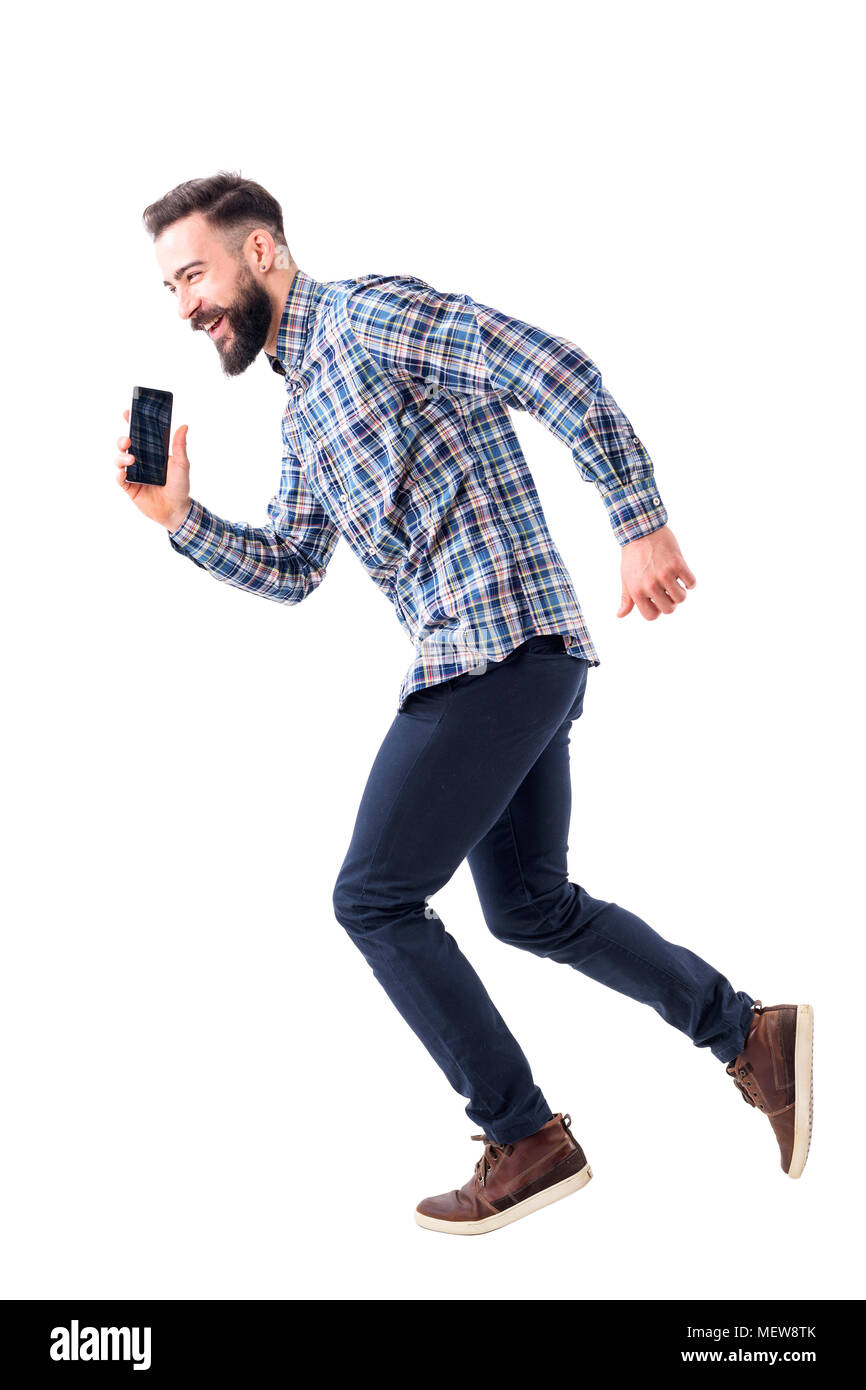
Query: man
[[115, 172, 813, 1235]]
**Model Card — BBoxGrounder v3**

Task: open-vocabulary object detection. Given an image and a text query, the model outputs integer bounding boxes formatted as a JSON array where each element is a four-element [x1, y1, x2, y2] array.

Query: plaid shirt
[[168, 268, 669, 710]]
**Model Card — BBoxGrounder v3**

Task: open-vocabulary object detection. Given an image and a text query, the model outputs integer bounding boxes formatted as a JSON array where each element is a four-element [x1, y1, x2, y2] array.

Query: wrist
[[165, 499, 193, 534], [623, 521, 669, 548]]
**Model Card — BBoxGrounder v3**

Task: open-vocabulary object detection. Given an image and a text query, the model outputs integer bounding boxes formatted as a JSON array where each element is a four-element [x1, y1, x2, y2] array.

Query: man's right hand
[[115, 407, 193, 533]]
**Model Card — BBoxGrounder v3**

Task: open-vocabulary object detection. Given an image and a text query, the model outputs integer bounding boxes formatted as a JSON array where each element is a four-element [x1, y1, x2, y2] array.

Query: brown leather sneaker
[[726, 1001, 814, 1178], [414, 1112, 592, 1235]]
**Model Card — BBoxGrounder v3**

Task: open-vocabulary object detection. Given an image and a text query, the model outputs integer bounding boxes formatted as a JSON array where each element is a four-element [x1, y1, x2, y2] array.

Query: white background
[[3, 0, 862, 1303]]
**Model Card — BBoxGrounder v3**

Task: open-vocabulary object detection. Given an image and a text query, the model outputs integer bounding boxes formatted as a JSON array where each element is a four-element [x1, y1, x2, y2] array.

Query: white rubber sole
[[788, 1003, 814, 1179], [414, 1162, 593, 1235]]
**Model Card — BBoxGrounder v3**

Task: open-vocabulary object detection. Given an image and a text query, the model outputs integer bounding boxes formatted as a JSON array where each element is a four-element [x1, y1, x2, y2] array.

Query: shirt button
[[652, 496, 661, 505], [632, 435, 641, 445], [340, 492, 349, 504]]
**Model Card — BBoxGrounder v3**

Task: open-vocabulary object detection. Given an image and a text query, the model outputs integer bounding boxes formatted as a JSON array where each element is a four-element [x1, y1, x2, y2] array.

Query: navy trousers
[[332, 635, 755, 1145]]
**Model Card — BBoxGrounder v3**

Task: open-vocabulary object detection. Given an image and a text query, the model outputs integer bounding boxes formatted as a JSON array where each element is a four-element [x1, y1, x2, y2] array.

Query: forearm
[[167, 498, 329, 604]]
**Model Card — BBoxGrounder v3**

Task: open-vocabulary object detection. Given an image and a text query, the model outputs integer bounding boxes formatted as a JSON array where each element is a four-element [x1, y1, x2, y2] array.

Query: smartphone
[[127, 386, 173, 486]]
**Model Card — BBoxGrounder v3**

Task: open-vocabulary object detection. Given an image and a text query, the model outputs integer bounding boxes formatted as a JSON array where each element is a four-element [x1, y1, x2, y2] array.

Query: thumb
[[617, 590, 634, 618], [171, 424, 190, 468]]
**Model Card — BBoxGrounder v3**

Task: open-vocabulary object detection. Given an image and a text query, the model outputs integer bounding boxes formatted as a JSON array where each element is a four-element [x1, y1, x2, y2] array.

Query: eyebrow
[[162, 259, 206, 287]]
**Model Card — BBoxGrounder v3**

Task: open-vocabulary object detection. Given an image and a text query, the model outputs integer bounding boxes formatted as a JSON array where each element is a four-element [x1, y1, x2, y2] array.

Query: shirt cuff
[[601, 480, 669, 546], [167, 498, 218, 559]]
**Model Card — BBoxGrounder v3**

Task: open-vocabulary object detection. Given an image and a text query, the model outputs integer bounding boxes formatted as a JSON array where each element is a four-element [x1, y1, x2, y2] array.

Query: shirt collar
[[265, 267, 321, 377]]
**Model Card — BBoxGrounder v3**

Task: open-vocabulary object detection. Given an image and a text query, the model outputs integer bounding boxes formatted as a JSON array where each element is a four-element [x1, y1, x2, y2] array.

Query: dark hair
[[142, 170, 289, 258]]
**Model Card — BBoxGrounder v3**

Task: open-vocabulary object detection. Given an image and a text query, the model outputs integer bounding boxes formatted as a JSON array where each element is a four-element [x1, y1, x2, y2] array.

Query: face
[[156, 213, 275, 377]]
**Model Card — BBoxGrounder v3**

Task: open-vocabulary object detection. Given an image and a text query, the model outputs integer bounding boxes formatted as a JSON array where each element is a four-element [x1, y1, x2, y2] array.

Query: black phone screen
[[128, 386, 173, 486]]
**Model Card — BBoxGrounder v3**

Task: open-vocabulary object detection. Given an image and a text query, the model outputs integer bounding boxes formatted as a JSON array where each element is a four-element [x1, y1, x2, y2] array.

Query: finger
[[116, 453, 135, 488], [655, 579, 685, 613], [648, 585, 677, 614], [635, 594, 660, 621], [617, 592, 634, 618], [123, 408, 130, 421], [171, 423, 190, 461], [117, 435, 131, 450]]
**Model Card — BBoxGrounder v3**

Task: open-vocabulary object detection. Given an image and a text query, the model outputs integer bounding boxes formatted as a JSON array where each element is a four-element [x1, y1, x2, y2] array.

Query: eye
[[187, 271, 201, 281]]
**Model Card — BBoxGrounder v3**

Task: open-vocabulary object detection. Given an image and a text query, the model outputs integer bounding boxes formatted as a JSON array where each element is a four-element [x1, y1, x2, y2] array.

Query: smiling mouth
[[197, 314, 227, 339]]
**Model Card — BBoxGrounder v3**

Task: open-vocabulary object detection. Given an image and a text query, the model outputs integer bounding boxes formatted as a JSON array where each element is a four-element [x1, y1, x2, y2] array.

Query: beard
[[197, 264, 275, 377]]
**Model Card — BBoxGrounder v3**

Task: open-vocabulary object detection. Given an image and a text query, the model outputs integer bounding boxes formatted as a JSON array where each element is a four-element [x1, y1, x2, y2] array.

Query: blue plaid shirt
[[168, 268, 669, 710]]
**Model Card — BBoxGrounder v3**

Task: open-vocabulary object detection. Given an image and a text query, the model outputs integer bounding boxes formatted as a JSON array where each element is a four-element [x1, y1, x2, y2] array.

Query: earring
[[260, 263, 267, 271]]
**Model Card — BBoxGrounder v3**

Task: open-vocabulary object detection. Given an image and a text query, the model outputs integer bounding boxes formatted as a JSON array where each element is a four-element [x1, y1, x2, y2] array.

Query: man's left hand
[[617, 524, 696, 620]]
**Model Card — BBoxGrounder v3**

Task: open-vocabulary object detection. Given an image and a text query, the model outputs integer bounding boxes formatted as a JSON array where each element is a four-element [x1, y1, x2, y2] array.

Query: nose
[[177, 284, 202, 322]]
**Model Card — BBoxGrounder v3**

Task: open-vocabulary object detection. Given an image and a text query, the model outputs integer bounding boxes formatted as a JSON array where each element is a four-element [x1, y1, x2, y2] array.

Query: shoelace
[[728, 1000, 766, 1110], [471, 1135, 513, 1187], [472, 1113, 573, 1188], [730, 1067, 761, 1107]]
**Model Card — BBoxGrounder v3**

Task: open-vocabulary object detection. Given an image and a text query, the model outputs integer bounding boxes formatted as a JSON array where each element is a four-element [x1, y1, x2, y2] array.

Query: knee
[[332, 869, 399, 941], [332, 871, 363, 937], [482, 899, 547, 952], [334, 868, 433, 943], [481, 884, 578, 956]]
